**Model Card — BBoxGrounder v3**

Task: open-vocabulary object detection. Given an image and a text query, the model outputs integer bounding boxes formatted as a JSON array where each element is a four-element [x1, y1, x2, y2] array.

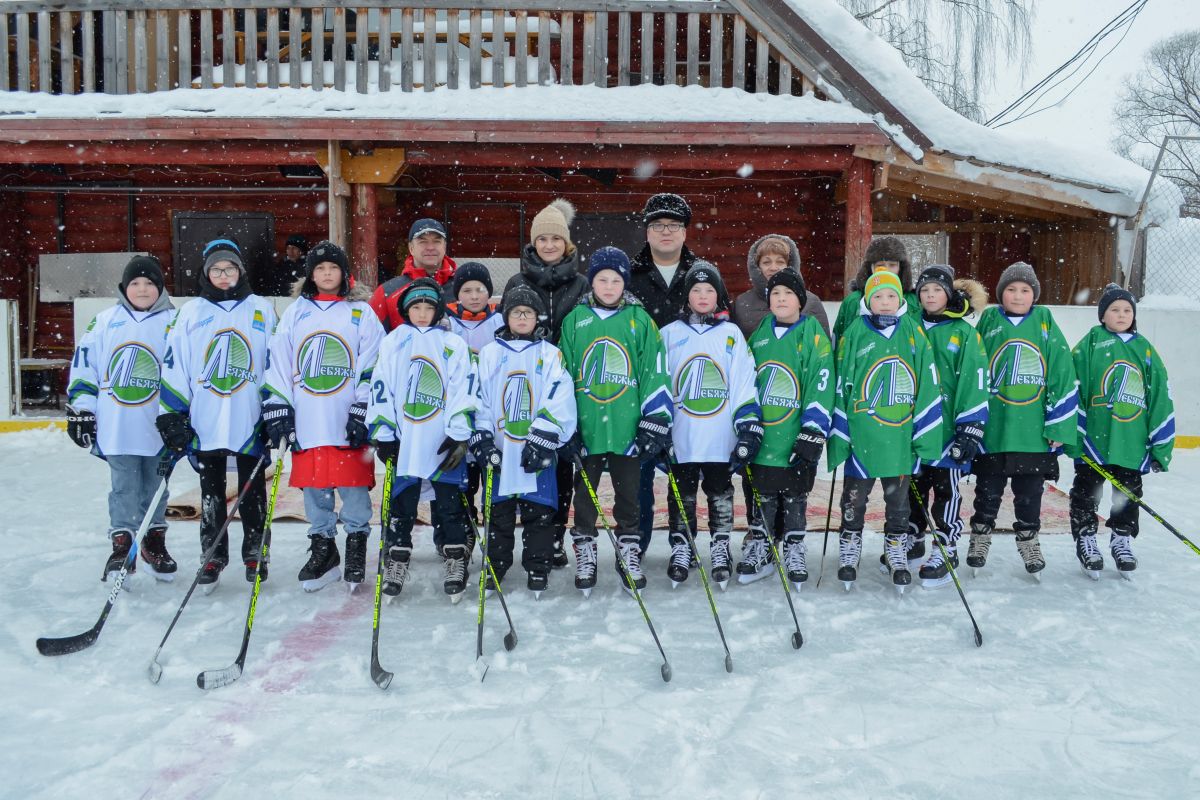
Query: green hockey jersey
[[975, 305, 1078, 454], [829, 313, 943, 478], [559, 294, 672, 457], [833, 290, 920, 341], [921, 317, 990, 468], [1066, 325, 1174, 473], [747, 314, 835, 468]]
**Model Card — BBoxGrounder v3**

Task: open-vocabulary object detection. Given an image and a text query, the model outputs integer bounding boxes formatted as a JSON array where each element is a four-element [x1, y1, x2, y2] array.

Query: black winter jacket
[[503, 244, 589, 344], [627, 243, 698, 329]]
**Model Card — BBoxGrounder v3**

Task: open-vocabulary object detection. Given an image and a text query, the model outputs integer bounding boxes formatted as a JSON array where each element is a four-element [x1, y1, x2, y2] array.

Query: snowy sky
[[978, 0, 1192, 154]]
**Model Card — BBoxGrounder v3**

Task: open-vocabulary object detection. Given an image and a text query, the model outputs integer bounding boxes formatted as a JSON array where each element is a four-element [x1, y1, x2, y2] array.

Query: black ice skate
[[1015, 531, 1046, 580], [667, 537, 692, 588], [443, 544, 469, 602], [616, 536, 646, 593], [102, 530, 135, 586], [527, 570, 549, 599], [140, 527, 177, 582], [298, 534, 342, 592], [572, 533, 598, 597], [710, 535, 732, 590], [838, 531, 862, 591], [884, 534, 912, 594], [966, 524, 992, 575], [1110, 533, 1137, 579], [343, 531, 368, 589], [782, 535, 809, 590], [736, 534, 772, 584], [383, 545, 411, 599], [919, 543, 958, 589], [551, 532, 570, 569], [1075, 533, 1104, 581]]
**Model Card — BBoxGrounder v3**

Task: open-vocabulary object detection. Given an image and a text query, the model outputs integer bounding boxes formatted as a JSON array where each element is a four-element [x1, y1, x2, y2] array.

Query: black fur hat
[[853, 236, 911, 292]]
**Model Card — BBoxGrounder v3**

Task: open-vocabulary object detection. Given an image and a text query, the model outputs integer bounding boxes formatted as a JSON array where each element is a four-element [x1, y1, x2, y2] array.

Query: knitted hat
[[530, 198, 575, 247], [916, 264, 955, 299], [996, 261, 1041, 302], [501, 283, 548, 323], [399, 277, 445, 325], [302, 240, 351, 297], [286, 234, 308, 251], [682, 260, 731, 313], [642, 193, 692, 227], [450, 261, 493, 299], [120, 254, 165, 296], [1098, 282, 1137, 325], [408, 218, 447, 241], [766, 267, 807, 308], [864, 270, 904, 305], [202, 238, 244, 274], [587, 246, 631, 285]]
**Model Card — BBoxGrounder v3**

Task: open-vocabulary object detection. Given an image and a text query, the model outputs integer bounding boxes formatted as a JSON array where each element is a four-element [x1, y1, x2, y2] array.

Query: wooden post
[[352, 183, 379, 290], [843, 157, 874, 293], [327, 141, 349, 249]]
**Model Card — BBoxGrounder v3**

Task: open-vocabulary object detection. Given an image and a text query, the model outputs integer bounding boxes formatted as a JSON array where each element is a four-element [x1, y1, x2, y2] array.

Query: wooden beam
[[326, 141, 349, 249], [885, 175, 1101, 222], [0, 141, 319, 166], [352, 183, 379, 290], [314, 147, 407, 184], [843, 156, 872, 292], [404, 142, 855, 171]]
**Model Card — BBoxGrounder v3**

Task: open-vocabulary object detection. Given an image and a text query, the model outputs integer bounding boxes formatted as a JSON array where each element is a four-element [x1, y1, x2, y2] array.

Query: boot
[[527, 570, 549, 597], [344, 531, 368, 585], [736, 533, 772, 584], [837, 531, 862, 589], [1015, 531, 1046, 575], [1075, 533, 1104, 578], [884, 533, 912, 591], [242, 530, 266, 583], [616, 535, 646, 591], [572, 532, 598, 596], [966, 523, 993, 570], [710, 534, 732, 588], [1110, 533, 1137, 574], [442, 544, 469, 601], [667, 535, 692, 587], [298, 534, 342, 592], [382, 546, 411, 597], [102, 530, 134, 582], [919, 543, 958, 588], [782, 534, 808, 586], [198, 530, 229, 590], [551, 530, 570, 568], [140, 527, 177, 581]]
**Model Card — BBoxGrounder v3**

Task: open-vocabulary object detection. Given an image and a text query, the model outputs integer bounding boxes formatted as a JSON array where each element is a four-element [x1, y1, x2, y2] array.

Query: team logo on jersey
[[403, 356, 445, 422], [200, 329, 255, 396], [676, 354, 728, 418], [297, 331, 354, 396], [1092, 360, 1146, 422], [756, 361, 801, 425], [853, 356, 916, 426], [989, 339, 1046, 405], [579, 337, 635, 403], [106, 342, 160, 406], [501, 371, 535, 441]]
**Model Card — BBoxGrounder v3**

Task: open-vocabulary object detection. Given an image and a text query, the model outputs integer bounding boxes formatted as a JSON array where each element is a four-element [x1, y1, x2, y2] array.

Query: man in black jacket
[[627, 193, 698, 329]]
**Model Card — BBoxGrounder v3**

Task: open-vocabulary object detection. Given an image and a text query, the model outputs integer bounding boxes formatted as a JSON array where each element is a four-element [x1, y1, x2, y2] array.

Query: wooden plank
[[0, 0, 736, 14], [101, 10, 117, 92], [594, 10, 607, 86], [266, 9, 280, 88], [176, 10, 189, 91], [731, 14, 744, 90], [400, 7, 413, 92], [333, 8, 346, 91], [0, 14, 9, 91], [288, 7, 301, 88], [779, 57, 792, 95], [16, 13, 31, 92], [133, 10, 147, 92], [581, 12, 594, 86], [537, 12, 551, 85], [422, 8, 434, 91], [155, 10, 169, 90], [843, 157, 873, 290], [709, 13, 723, 88], [685, 12, 698, 86], [662, 13, 676, 86], [378, 9, 391, 91], [561, 12, 573, 86], [114, 7, 128, 93], [244, 8, 258, 87], [617, 11, 630, 86], [468, 10, 482, 88], [514, 10, 527, 88], [490, 10, 503, 88], [61, 11, 77, 94], [222, 8, 236, 88], [755, 33, 768, 93], [312, 6, 325, 90], [639, 12, 652, 84], [354, 6, 367, 92], [446, 9, 459, 89], [37, 11, 52, 92]]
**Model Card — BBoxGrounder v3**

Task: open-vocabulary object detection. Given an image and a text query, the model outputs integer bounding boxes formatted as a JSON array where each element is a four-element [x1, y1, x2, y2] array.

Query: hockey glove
[[262, 405, 297, 450], [728, 421, 764, 473], [66, 406, 96, 449], [521, 429, 560, 473], [1150, 459, 1165, 473], [789, 429, 826, 471], [345, 402, 369, 449], [468, 430, 503, 469], [437, 436, 469, 472], [558, 431, 585, 462], [373, 439, 399, 465], [635, 415, 672, 463], [947, 423, 985, 463], [155, 412, 194, 454]]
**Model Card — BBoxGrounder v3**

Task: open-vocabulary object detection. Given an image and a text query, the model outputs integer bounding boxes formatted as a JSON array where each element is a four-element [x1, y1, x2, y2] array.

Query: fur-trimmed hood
[[290, 275, 372, 301], [745, 233, 802, 296], [955, 278, 988, 316]]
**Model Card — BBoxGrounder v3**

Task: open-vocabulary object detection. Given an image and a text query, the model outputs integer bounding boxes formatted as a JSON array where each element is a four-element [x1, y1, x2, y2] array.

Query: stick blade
[[371, 664, 394, 690], [724, 654, 733, 673], [147, 659, 164, 684], [790, 631, 804, 650], [36, 628, 99, 657], [660, 662, 672, 683], [502, 632, 517, 651], [196, 663, 242, 690], [973, 629, 984, 648]]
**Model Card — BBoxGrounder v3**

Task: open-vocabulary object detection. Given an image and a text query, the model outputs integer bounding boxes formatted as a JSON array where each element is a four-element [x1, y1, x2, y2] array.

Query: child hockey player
[[829, 269, 942, 592], [1067, 284, 1174, 579], [832, 236, 920, 341], [158, 239, 277, 589], [67, 255, 177, 582], [968, 262, 1078, 578], [659, 262, 761, 589], [261, 241, 385, 592], [469, 285, 577, 595], [558, 246, 672, 594], [740, 267, 834, 588], [368, 278, 476, 601], [905, 265, 989, 588]]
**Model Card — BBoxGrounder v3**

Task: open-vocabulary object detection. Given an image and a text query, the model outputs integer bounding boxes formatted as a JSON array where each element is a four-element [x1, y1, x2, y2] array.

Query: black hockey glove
[[947, 423, 985, 464], [558, 431, 585, 462], [789, 429, 826, 471], [66, 406, 96, 449], [155, 412, 194, 454], [468, 430, 503, 469], [1150, 459, 1165, 473], [635, 415, 672, 463], [728, 421, 764, 474], [262, 405, 297, 450], [437, 436, 469, 472], [345, 402, 369, 449], [373, 438, 399, 465], [521, 429, 560, 474]]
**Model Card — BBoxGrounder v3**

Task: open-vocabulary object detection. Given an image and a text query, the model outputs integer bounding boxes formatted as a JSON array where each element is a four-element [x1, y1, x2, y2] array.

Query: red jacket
[[369, 255, 457, 332]]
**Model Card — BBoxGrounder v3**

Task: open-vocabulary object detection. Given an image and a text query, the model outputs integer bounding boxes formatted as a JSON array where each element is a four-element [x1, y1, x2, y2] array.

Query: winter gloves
[[468, 430, 503, 469], [155, 412, 194, 453], [521, 430, 560, 473], [373, 439, 399, 465], [948, 423, 984, 464], [728, 421, 764, 473], [789, 429, 826, 471], [437, 437, 468, 472], [635, 415, 672, 463], [345, 402, 369, 449], [261, 405, 297, 450], [66, 407, 96, 449]]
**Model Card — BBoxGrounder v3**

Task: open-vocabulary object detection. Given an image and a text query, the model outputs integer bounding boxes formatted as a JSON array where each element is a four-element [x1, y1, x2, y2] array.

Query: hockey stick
[[572, 453, 672, 683], [463, 468, 517, 681], [370, 459, 396, 690], [743, 467, 804, 650], [908, 481, 983, 647], [147, 449, 271, 683], [196, 444, 289, 690], [665, 464, 734, 673], [37, 454, 177, 657], [814, 467, 838, 589], [1082, 456, 1200, 558]]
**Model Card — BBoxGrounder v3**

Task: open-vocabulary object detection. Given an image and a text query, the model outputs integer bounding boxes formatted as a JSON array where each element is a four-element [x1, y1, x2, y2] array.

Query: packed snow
[[4, 426, 1200, 797]]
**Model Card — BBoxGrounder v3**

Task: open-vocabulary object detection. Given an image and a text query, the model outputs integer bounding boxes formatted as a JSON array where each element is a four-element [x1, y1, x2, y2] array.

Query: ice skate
[[736, 534, 772, 584], [101, 530, 135, 588], [710, 535, 732, 590], [1075, 533, 1103, 581], [616, 536, 646, 593], [1111, 533, 1137, 579], [879, 532, 927, 573], [967, 525, 992, 576], [919, 543, 958, 589], [298, 534, 342, 593], [838, 531, 862, 591], [485, 566, 507, 598], [528, 570, 548, 599], [382, 545, 411, 599], [343, 531, 368, 590], [443, 544, 469, 602], [782, 535, 808, 590], [572, 533, 598, 597], [1015, 531, 1045, 579], [551, 532, 570, 569], [139, 527, 177, 583], [667, 537, 692, 588], [884, 534, 912, 594]]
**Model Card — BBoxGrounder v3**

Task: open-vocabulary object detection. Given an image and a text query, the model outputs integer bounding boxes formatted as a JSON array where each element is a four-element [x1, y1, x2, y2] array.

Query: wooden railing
[[0, 1, 820, 96]]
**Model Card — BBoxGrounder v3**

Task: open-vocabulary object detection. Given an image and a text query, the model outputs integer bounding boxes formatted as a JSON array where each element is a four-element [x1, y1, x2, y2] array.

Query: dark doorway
[[573, 212, 644, 266], [172, 212, 276, 296]]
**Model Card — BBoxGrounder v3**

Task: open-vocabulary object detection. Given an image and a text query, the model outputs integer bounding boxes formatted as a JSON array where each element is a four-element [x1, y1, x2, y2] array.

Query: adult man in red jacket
[[369, 218, 458, 331]]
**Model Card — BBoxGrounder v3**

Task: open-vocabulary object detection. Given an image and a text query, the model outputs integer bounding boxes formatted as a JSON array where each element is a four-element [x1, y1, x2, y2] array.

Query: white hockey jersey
[[160, 295, 277, 454], [68, 294, 175, 457], [476, 336, 577, 500], [661, 319, 761, 464], [368, 323, 476, 481], [262, 295, 385, 449], [446, 307, 504, 357]]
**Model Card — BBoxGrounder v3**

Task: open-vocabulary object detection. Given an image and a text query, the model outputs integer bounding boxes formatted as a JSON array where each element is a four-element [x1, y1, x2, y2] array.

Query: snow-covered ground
[[4, 426, 1200, 798]]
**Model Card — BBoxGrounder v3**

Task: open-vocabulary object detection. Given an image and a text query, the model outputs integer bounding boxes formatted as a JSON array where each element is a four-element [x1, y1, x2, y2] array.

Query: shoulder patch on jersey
[[253, 310, 266, 332], [947, 334, 961, 353], [726, 336, 735, 354], [351, 308, 363, 326], [86, 317, 98, 332]]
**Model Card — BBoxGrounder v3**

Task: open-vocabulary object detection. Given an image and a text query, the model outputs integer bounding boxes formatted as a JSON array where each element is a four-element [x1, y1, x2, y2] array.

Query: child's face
[[207, 260, 240, 291], [535, 235, 566, 264], [869, 288, 900, 315], [1001, 282, 1034, 315], [592, 270, 625, 306], [125, 277, 160, 311], [688, 283, 718, 316], [312, 262, 343, 293], [919, 283, 948, 314], [872, 260, 901, 276], [1103, 299, 1135, 333], [407, 301, 436, 327], [769, 285, 801, 322], [507, 305, 537, 336], [758, 253, 789, 281], [458, 280, 490, 313]]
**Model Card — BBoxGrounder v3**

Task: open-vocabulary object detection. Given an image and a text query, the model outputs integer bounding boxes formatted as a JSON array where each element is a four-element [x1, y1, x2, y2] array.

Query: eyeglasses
[[509, 309, 537, 320], [648, 222, 685, 233], [207, 265, 240, 278]]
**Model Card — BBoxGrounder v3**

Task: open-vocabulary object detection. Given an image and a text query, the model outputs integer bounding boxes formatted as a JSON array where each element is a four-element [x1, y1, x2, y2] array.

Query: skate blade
[[620, 582, 646, 596], [449, 591, 466, 605], [736, 569, 773, 585], [894, 584, 908, 596], [105, 569, 135, 589], [485, 588, 495, 599], [1080, 566, 1101, 581], [841, 581, 855, 592], [201, 577, 220, 595], [971, 567, 982, 578], [385, 594, 398, 605], [920, 574, 954, 590], [670, 580, 681, 589], [1028, 571, 1043, 583], [531, 590, 544, 600], [715, 579, 729, 591], [1118, 570, 1135, 582], [346, 580, 362, 594], [790, 580, 806, 592], [578, 586, 593, 598], [141, 562, 176, 583], [302, 568, 342, 593]]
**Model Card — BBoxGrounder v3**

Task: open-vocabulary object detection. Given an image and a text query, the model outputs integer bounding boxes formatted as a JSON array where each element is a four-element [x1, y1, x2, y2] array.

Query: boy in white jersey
[[158, 239, 278, 590], [470, 285, 577, 595], [368, 278, 477, 602], [67, 255, 177, 582], [262, 241, 385, 592]]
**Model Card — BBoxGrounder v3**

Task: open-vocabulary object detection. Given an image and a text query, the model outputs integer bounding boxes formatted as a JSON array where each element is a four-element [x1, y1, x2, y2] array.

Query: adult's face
[[286, 245, 302, 261], [410, 232, 446, 272], [645, 219, 687, 264]]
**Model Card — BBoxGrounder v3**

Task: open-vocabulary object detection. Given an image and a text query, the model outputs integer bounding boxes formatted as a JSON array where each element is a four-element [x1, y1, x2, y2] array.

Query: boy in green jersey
[[832, 236, 920, 342], [967, 262, 1078, 578], [559, 247, 672, 595], [1066, 284, 1174, 578], [828, 270, 943, 593], [740, 269, 835, 588]]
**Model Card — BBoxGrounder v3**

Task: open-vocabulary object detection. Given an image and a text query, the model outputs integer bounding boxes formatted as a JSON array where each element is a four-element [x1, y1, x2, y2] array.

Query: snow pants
[[970, 473, 1044, 535], [840, 474, 910, 537], [746, 463, 814, 540], [908, 466, 966, 544], [196, 451, 267, 565], [667, 462, 735, 543], [489, 497, 556, 576], [386, 480, 467, 550], [574, 453, 641, 541], [1070, 462, 1143, 539], [107, 454, 169, 536]]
